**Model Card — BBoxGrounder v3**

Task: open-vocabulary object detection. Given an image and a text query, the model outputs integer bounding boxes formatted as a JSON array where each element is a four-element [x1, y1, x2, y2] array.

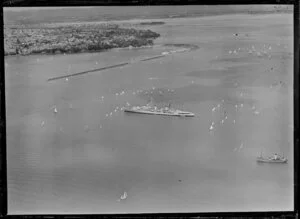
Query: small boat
[[256, 152, 288, 164], [117, 192, 127, 202], [120, 192, 127, 200]]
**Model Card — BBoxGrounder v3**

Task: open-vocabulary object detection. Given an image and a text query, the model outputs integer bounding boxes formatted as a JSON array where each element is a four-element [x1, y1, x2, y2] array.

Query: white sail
[[120, 192, 127, 200]]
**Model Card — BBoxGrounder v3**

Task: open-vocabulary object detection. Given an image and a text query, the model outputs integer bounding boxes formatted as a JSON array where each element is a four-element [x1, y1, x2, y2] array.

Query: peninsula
[[4, 23, 160, 56]]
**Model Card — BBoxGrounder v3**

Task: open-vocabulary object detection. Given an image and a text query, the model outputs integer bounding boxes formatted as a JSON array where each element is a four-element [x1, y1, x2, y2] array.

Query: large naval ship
[[124, 100, 195, 117], [256, 153, 288, 164]]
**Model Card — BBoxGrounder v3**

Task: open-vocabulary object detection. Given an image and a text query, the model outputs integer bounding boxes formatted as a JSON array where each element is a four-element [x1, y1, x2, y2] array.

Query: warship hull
[[256, 157, 288, 163], [124, 108, 195, 117]]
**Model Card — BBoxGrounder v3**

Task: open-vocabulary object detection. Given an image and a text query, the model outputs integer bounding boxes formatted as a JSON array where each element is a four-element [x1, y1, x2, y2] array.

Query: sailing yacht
[[117, 192, 128, 202]]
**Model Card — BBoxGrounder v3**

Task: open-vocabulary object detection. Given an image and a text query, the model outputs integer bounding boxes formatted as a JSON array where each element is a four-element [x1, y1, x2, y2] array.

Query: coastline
[[4, 5, 292, 26], [4, 23, 160, 56], [4, 11, 292, 28], [4, 9, 292, 57]]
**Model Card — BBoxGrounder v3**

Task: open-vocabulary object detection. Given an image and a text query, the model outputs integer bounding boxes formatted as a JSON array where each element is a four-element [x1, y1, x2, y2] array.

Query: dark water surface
[[5, 11, 293, 214]]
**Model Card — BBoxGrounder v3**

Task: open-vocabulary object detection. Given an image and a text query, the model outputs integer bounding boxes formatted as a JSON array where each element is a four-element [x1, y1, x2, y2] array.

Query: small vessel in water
[[120, 192, 127, 200], [256, 152, 288, 163], [124, 100, 194, 117], [117, 192, 128, 202]]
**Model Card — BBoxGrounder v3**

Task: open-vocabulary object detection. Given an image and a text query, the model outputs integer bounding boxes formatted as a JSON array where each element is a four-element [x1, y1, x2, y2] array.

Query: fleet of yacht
[[123, 99, 289, 163]]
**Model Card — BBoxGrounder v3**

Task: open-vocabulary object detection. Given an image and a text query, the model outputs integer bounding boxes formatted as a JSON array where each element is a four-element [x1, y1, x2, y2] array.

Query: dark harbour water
[[5, 9, 294, 214]]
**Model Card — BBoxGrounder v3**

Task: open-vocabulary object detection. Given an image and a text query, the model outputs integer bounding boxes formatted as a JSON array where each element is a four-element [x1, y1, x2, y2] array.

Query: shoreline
[[4, 12, 292, 57], [4, 23, 160, 56], [4, 11, 292, 28], [4, 5, 292, 25]]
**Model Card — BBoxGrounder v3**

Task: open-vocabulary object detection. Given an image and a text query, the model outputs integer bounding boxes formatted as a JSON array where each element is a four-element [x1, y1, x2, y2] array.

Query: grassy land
[[4, 23, 160, 56]]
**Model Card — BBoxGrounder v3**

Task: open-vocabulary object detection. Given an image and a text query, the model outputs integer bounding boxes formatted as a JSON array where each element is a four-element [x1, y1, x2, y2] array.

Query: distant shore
[[4, 5, 292, 26], [3, 5, 292, 56], [4, 23, 160, 56]]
